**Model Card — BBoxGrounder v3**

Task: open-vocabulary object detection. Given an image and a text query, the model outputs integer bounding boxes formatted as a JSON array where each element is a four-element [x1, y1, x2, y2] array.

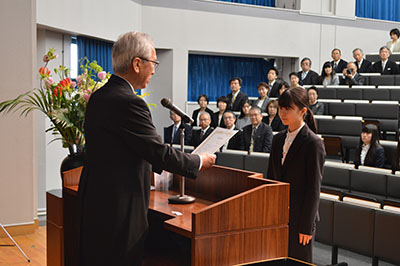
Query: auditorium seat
[[321, 161, 352, 196], [323, 136, 344, 162], [369, 75, 395, 86], [386, 174, 400, 204], [380, 140, 397, 169], [243, 152, 269, 178], [316, 196, 337, 246], [395, 76, 400, 86], [318, 87, 337, 99], [336, 87, 362, 100], [215, 150, 247, 170], [333, 200, 376, 265], [362, 87, 390, 101], [355, 102, 399, 132], [327, 102, 355, 116], [348, 169, 387, 204], [374, 209, 400, 265]]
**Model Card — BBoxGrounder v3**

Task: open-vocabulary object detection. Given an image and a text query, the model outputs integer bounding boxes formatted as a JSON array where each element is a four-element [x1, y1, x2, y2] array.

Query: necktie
[[249, 127, 256, 152], [334, 62, 337, 69], [382, 61, 386, 73], [200, 130, 205, 139], [301, 72, 306, 80], [172, 125, 178, 139], [232, 94, 237, 104]]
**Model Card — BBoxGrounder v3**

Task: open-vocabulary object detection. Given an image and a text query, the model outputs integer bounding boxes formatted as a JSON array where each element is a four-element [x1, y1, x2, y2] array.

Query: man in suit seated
[[220, 111, 243, 151], [267, 67, 281, 97], [191, 112, 214, 147], [371, 46, 399, 75], [339, 62, 366, 86], [164, 110, 192, 145], [297, 57, 319, 86], [227, 77, 248, 112], [353, 48, 372, 73], [331, 48, 348, 73], [242, 107, 273, 153]]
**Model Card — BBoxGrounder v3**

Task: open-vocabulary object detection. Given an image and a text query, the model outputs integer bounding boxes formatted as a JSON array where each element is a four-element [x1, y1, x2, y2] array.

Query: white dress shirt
[[282, 122, 305, 165]]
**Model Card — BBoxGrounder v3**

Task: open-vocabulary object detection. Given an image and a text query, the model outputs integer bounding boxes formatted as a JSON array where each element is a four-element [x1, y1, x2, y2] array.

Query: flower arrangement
[[0, 49, 110, 152]]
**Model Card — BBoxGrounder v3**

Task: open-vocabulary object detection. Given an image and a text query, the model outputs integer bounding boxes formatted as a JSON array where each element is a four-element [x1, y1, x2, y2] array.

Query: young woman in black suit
[[354, 124, 385, 168], [267, 87, 325, 263]]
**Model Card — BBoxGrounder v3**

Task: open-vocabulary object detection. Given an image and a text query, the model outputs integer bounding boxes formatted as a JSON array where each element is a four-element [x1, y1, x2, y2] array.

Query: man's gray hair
[[352, 48, 364, 55], [199, 112, 211, 120], [250, 106, 262, 115], [380, 46, 391, 55], [112, 31, 154, 74]]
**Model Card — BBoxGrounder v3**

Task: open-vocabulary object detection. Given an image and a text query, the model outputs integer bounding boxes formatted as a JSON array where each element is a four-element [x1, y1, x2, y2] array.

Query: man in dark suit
[[331, 48, 348, 73], [191, 112, 214, 147], [164, 110, 192, 145], [339, 62, 366, 86], [78, 31, 216, 266], [353, 48, 372, 73], [242, 107, 273, 153], [227, 77, 248, 112], [267, 67, 281, 97], [297, 58, 319, 86], [220, 111, 243, 151], [371, 46, 399, 75]]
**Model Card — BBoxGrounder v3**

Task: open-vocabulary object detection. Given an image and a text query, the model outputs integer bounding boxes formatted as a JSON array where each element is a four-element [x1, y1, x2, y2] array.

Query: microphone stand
[[168, 123, 196, 204]]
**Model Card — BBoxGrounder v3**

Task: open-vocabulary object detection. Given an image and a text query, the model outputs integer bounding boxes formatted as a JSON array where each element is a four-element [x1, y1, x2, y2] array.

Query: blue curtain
[[188, 54, 274, 102], [217, 0, 275, 7], [77, 36, 113, 74], [356, 0, 400, 22]]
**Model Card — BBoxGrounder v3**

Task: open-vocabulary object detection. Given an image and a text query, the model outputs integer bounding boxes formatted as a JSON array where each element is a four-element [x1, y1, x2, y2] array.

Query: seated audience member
[[227, 77, 248, 112], [297, 57, 319, 86], [242, 107, 273, 153], [236, 100, 252, 130], [191, 112, 214, 147], [353, 48, 372, 73], [371, 46, 399, 75], [339, 62, 366, 86], [278, 81, 289, 96], [289, 72, 301, 89], [191, 94, 215, 127], [331, 48, 348, 73], [252, 82, 269, 112], [386, 28, 400, 53], [164, 110, 193, 145], [354, 124, 385, 168], [212, 96, 229, 128], [308, 86, 325, 115], [319, 61, 339, 86], [267, 67, 281, 97], [262, 100, 286, 132], [220, 111, 243, 151]]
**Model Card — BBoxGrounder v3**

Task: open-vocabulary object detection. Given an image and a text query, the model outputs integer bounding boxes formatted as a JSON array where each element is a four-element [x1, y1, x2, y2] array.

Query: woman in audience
[[267, 87, 325, 263], [252, 82, 269, 112], [386, 28, 400, 53], [262, 100, 286, 131], [191, 94, 215, 127], [308, 86, 325, 115], [289, 72, 300, 89], [235, 100, 251, 130], [319, 61, 339, 87], [278, 81, 290, 96], [212, 96, 229, 128], [354, 124, 385, 168]]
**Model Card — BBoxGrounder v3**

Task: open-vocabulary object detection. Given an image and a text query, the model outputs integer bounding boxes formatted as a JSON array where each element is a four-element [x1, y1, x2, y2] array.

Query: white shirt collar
[[287, 122, 305, 138], [202, 126, 210, 132], [232, 90, 240, 98], [174, 122, 181, 128], [270, 80, 276, 86]]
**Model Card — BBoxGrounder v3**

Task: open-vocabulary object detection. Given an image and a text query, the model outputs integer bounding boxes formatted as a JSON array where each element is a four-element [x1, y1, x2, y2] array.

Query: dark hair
[[268, 67, 279, 77], [393, 132, 400, 174], [320, 61, 336, 78], [197, 94, 209, 104], [266, 99, 279, 115], [278, 87, 317, 133], [307, 86, 319, 95], [278, 81, 289, 94], [216, 96, 229, 107], [331, 48, 341, 54], [354, 124, 382, 168], [229, 77, 242, 86], [289, 72, 298, 79], [223, 110, 236, 118], [380, 46, 391, 54], [301, 57, 312, 66], [390, 28, 400, 38], [238, 99, 251, 119], [257, 82, 269, 90]]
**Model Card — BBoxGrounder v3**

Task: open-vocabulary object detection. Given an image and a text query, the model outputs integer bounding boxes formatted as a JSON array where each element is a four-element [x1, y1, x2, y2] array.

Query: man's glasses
[[137, 57, 160, 69]]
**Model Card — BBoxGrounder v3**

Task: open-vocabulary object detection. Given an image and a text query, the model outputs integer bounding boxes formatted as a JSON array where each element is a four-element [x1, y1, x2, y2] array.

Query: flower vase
[[60, 145, 84, 178]]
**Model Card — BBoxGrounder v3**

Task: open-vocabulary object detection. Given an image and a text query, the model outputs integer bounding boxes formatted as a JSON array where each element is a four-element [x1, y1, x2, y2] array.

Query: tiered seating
[[311, 85, 400, 101]]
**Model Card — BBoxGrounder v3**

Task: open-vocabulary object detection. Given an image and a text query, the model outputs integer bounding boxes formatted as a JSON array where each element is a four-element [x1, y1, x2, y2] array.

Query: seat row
[[317, 194, 400, 266], [307, 85, 400, 101]]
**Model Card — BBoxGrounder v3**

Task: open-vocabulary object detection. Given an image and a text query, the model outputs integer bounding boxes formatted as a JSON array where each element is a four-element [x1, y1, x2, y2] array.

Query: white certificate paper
[[192, 127, 238, 155]]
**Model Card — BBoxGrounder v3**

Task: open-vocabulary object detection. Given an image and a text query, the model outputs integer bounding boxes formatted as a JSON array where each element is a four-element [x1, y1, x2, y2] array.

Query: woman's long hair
[[278, 87, 317, 133], [238, 99, 251, 119], [320, 61, 336, 80], [354, 124, 381, 168]]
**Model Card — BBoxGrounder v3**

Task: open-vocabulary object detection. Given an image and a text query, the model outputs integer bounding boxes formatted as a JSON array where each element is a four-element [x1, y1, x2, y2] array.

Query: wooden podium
[[60, 165, 289, 266]]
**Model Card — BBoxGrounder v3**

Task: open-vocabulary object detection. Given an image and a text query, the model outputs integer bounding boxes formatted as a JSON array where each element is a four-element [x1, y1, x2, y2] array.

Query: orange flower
[[53, 86, 63, 97], [59, 78, 71, 89], [39, 67, 50, 76]]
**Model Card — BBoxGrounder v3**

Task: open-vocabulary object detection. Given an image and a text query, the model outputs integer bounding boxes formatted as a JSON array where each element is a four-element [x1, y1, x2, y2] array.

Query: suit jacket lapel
[[282, 125, 308, 175]]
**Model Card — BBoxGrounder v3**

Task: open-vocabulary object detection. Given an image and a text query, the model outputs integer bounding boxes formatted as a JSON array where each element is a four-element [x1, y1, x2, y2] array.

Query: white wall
[[0, 0, 37, 225]]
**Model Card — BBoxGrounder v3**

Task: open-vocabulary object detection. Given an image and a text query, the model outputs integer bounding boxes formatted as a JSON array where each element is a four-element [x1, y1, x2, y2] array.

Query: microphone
[[160, 98, 194, 124]]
